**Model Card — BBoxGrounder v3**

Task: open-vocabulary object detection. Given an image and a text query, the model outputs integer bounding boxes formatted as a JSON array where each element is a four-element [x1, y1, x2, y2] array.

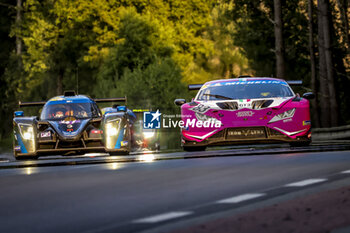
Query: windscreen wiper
[[202, 93, 234, 100]]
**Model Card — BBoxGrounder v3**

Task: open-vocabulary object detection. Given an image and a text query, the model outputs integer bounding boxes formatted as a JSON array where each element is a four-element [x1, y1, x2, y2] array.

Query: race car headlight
[[106, 122, 118, 136], [195, 113, 222, 126], [18, 123, 36, 153], [105, 119, 120, 149], [195, 113, 216, 122], [269, 108, 296, 123], [19, 124, 34, 140], [143, 131, 155, 139]]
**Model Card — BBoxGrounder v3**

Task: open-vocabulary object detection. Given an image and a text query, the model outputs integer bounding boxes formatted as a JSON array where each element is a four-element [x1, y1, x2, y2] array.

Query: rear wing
[[94, 97, 127, 105], [286, 80, 302, 86], [19, 101, 46, 107]]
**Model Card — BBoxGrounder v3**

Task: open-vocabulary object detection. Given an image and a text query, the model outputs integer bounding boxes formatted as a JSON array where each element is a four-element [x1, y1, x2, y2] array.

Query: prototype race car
[[175, 76, 314, 151], [13, 91, 134, 159]]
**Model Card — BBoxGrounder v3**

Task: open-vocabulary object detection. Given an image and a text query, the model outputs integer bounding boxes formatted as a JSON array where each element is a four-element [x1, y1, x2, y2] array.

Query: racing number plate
[[227, 127, 266, 139]]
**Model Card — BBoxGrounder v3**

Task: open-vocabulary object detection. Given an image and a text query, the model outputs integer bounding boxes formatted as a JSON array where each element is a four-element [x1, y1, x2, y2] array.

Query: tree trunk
[[319, 0, 338, 126], [274, 0, 285, 79], [16, 0, 22, 68], [308, 0, 320, 128], [317, 0, 331, 127]]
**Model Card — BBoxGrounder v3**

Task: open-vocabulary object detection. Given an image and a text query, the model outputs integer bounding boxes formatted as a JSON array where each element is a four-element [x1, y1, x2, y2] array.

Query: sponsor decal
[[14, 145, 21, 151], [238, 103, 252, 108], [133, 109, 150, 112], [40, 131, 51, 138], [228, 128, 265, 137], [51, 97, 64, 101], [121, 141, 128, 146], [60, 119, 80, 124], [211, 80, 285, 87], [283, 118, 293, 123], [303, 120, 311, 126], [143, 110, 161, 129], [236, 111, 255, 117], [67, 124, 73, 129]]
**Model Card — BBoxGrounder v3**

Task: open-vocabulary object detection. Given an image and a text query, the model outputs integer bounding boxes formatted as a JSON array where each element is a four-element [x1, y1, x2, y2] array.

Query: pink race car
[[174, 76, 314, 151]]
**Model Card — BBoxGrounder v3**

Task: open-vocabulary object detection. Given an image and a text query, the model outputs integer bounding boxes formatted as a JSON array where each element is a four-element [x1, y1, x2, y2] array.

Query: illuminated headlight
[[269, 108, 296, 123], [195, 113, 222, 126], [19, 124, 34, 140], [105, 119, 120, 149], [143, 131, 155, 139], [106, 122, 118, 136], [195, 113, 219, 122]]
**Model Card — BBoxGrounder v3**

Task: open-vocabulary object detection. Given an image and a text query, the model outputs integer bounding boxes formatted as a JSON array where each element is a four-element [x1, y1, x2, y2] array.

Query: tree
[[0, 0, 16, 141], [318, 0, 338, 126], [273, 0, 285, 79], [308, 0, 320, 127]]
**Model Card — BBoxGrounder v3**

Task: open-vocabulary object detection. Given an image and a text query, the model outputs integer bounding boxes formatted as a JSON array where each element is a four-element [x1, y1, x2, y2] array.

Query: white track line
[[284, 178, 327, 187], [341, 170, 350, 174], [133, 211, 193, 224], [216, 193, 265, 204]]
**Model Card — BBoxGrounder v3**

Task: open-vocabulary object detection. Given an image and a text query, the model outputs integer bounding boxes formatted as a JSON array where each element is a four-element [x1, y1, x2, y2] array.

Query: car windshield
[[196, 81, 294, 101], [41, 102, 101, 120]]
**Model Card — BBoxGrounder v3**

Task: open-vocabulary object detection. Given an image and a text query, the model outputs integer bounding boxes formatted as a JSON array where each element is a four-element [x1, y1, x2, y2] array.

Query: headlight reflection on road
[[138, 154, 155, 163], [22, 167, 38, 175], [107, 162, 125, 170]]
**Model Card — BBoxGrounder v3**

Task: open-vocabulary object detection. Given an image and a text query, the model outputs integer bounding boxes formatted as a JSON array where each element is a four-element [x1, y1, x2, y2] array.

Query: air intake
[[63, 90, 76, 97]]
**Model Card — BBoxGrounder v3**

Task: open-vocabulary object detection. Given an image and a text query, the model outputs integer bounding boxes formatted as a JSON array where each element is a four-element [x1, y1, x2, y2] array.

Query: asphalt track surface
[[0, 143, 350, 233]]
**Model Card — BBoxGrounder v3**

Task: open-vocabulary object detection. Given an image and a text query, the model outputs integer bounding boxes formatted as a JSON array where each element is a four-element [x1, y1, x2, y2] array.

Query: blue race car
[[13, 91, 135, 160]]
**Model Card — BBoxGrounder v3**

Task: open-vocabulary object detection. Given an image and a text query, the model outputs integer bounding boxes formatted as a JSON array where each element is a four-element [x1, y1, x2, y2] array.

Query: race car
[[13, 91, 134, 159], [174, 76, 315, 151]]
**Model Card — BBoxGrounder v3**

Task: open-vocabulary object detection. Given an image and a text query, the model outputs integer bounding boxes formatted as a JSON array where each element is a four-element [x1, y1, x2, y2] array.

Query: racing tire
[[183, 146, 206, 152], [289, 141, 311, 147]]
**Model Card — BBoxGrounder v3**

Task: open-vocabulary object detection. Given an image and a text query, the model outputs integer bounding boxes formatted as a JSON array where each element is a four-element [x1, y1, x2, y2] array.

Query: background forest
[[0, 0, 349, 142]]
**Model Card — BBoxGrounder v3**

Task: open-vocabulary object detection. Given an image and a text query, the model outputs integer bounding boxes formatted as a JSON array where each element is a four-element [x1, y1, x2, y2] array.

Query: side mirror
[[14, 111, 24, 117], [302, 92, 315, 100], [117, 106, 127, 112], [174, 99, 186, 106]]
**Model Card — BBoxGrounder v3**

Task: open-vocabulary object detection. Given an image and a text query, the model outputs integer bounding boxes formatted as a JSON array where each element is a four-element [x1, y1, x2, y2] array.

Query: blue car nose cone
[[49, 118, 90, 140]]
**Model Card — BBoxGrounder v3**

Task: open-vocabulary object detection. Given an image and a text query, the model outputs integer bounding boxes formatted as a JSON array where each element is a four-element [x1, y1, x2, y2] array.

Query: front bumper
[[182, 126, 311, 147]]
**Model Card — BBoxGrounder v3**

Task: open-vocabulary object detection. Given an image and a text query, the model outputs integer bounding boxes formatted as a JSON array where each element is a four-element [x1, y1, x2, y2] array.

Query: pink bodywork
[[181, 78, 311, 143]]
